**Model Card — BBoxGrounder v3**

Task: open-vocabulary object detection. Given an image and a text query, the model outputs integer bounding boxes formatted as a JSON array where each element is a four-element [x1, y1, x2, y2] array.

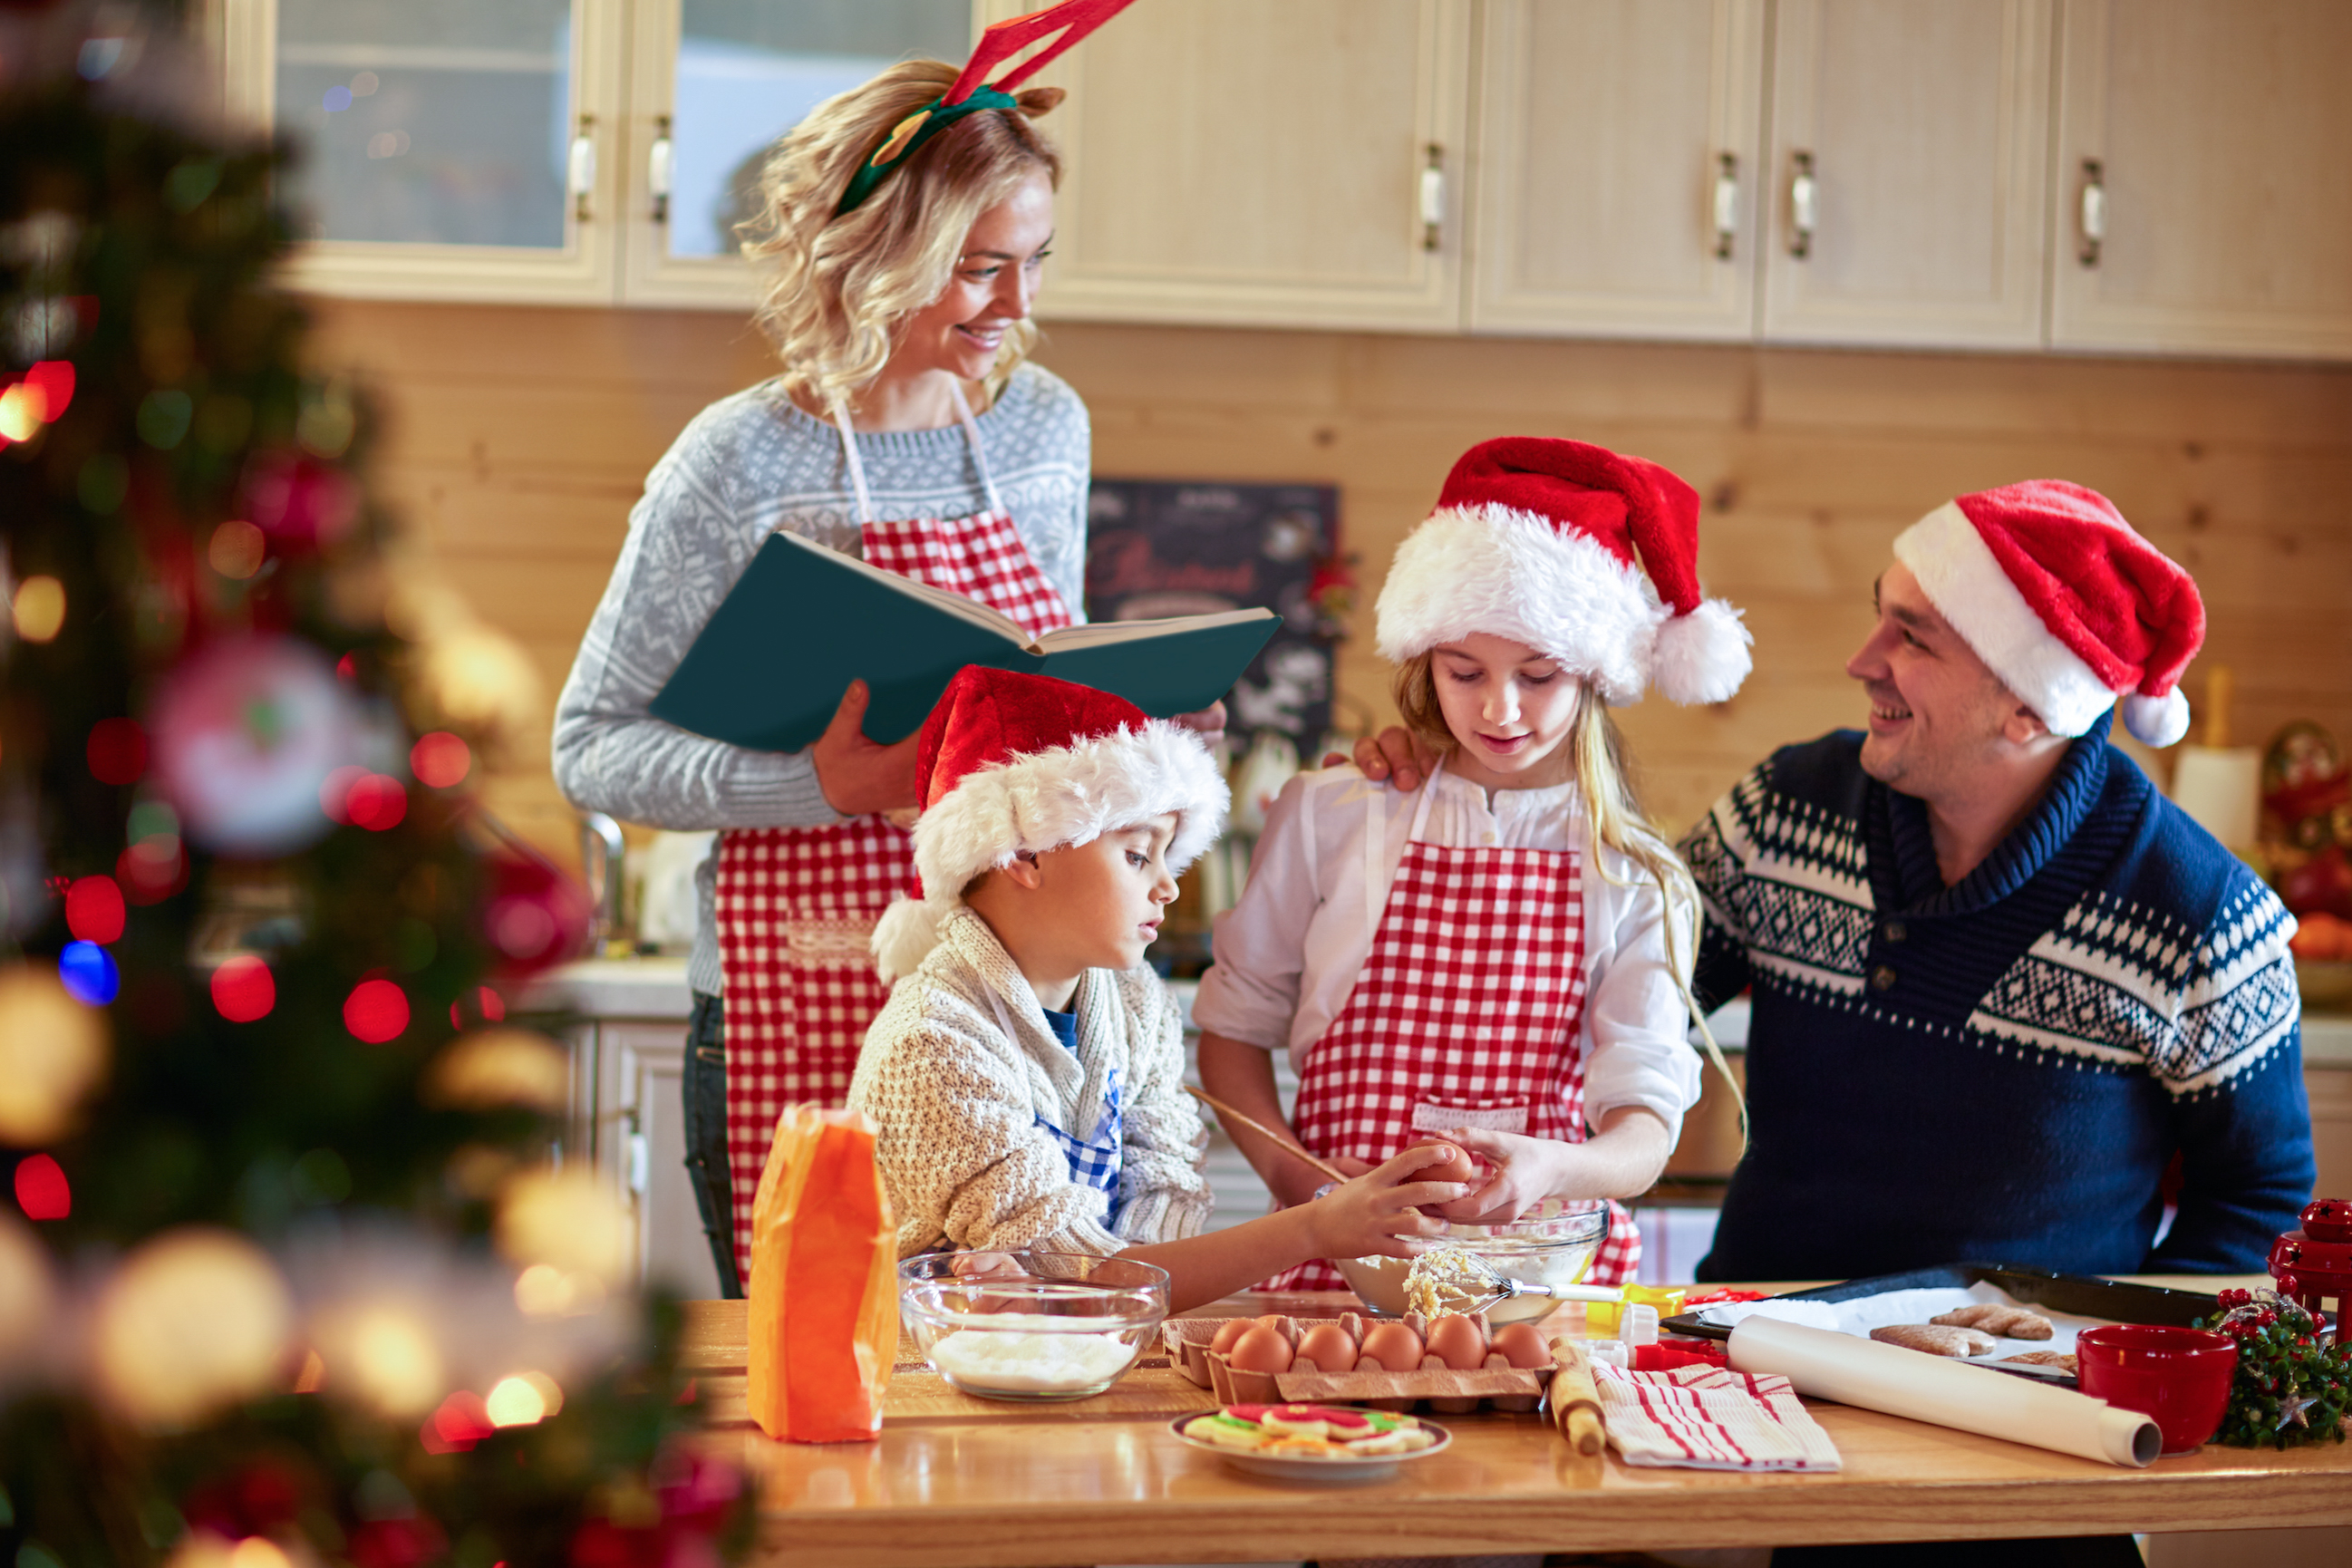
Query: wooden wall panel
[[305, 301, 2352, 866]]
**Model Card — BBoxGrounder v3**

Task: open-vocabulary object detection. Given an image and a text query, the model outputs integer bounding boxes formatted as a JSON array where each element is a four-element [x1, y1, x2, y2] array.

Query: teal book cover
[[651, 531, 1275, 750]]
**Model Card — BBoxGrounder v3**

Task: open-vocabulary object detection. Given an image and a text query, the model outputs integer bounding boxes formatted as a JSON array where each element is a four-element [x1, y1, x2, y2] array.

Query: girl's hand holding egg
[[1307, 1143, 1473, 1263]]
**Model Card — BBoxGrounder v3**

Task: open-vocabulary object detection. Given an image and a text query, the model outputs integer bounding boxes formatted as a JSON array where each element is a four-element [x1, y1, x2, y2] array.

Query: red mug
[[2076, 1324, 2238, 1455]]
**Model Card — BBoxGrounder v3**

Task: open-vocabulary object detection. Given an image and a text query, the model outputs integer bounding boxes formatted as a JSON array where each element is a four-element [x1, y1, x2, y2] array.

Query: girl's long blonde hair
[[740, 60, 1064, 415], [1393, 653, 1746, 1137]]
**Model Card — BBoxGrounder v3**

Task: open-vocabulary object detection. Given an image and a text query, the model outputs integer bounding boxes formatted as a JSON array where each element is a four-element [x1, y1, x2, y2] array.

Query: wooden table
[[682, 1283, 2352, 1566]]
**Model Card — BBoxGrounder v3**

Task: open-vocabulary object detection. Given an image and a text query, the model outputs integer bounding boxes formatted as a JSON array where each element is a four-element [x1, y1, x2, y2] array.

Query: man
[[1679, 479, 2310, 1279], [1357, 479, 2311, 1281]]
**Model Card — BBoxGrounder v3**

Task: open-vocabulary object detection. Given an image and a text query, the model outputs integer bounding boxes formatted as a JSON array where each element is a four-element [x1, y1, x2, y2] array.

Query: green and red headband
[[833, 0, 1137, 217]]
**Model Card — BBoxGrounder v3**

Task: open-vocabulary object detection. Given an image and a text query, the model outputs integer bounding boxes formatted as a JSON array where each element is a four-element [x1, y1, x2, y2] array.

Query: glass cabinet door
[[219, 0, 625, 303], [621, 0, 972, 306]]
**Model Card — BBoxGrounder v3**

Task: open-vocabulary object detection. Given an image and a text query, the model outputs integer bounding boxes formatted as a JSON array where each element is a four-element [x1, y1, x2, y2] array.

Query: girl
[[1192, 438, 1749, 1287]]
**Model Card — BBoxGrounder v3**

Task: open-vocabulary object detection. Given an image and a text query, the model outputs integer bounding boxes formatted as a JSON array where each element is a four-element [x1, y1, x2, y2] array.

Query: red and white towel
[[1592, 1361, 1842, 1472]]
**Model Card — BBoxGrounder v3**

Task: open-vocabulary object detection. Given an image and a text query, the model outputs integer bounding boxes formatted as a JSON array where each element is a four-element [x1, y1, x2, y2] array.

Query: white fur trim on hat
[[1892, 500, 2117, 738], [1376, 504, 1663, 705], [1651, 597, 1754, 706], [2121, 690, 2191, 749], [870, 719, 1228, 982]]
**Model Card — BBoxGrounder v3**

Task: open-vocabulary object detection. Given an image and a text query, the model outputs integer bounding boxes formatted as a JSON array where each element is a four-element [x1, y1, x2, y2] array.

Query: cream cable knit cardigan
[[847, 906, 1214, 1257]]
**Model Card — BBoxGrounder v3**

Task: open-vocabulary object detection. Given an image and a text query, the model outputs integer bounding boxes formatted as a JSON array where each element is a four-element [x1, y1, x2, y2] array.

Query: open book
[[652, 529, 1279, 751]]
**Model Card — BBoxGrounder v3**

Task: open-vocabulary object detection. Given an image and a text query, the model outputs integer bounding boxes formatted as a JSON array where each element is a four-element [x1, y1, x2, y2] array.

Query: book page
[[1030, 606, 1274, 653], [772, 529, 1024, 643]]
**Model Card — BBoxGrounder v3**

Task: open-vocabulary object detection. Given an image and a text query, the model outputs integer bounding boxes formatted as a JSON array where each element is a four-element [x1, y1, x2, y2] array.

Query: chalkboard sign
[[1083, 479, 1341, 759]]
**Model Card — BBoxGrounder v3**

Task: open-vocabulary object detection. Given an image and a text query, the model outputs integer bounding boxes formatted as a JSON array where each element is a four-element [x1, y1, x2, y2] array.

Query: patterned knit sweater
[[1680, 716, 2311, 1281], [846, 907, 1213, 1258]]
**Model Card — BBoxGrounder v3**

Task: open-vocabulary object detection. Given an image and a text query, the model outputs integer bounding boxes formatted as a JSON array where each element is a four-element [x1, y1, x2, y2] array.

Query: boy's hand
[[1305, 1143, 1472, 1262], [1269, 1150, 1371, 1210]]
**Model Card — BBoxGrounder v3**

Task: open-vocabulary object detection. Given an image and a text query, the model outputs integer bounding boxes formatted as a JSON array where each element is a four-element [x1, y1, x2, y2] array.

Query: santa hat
[[1374, 438, 1751, 706], [870, 665, 1228, 982], [1892, 480, 2204, 747]]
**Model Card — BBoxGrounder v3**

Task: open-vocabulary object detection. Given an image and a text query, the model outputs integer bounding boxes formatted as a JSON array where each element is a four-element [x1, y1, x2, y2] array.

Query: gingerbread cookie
[[1871, 1323, 1997, 1357], [1931, 1303, 2055, 1340], [1997, 1350, 2078, 1372]]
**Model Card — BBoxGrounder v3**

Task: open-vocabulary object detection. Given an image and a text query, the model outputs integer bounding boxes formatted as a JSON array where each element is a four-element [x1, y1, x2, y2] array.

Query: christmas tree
[[0, 9, 748, 1563]]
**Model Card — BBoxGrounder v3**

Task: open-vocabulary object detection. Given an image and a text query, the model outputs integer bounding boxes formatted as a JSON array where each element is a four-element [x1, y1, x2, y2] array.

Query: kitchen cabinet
[[2047, 0, 2352, 361], [1466, 0, 1765, 342], [992, 0, 1472, 334], [1758, 0, 2053, 348]]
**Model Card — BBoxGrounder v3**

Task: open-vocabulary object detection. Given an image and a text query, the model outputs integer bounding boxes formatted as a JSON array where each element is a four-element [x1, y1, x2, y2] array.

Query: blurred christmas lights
[[343, 978, 409, 1043]]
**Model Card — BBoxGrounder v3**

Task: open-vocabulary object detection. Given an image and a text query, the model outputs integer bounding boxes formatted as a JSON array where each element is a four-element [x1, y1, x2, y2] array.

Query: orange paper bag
[[746, 1106, 897, 1443]]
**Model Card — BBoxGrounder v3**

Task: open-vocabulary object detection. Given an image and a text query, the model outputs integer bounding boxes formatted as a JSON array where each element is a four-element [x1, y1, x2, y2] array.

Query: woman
[[555, 56, 1208, 1296]]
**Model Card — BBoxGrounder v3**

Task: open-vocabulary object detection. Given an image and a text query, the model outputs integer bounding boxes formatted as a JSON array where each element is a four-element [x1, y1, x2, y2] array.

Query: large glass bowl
[[898, 1251, 1170, 1401], [1321, 1195, 1612, 1324]]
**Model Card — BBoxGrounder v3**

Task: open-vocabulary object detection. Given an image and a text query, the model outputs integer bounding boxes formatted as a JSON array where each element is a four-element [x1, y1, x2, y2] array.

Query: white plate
[[1166, 1408, 1452, 1484]]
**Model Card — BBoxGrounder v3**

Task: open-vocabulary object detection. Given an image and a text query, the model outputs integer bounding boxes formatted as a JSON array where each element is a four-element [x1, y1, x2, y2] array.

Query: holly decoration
[[2193, 1289, 2351, 1449], [1, 19, 749, 1567]]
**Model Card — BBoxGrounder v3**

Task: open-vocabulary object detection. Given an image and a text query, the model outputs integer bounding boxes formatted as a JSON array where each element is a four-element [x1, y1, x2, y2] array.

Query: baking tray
[[1660, 1263, 2222, 1342]]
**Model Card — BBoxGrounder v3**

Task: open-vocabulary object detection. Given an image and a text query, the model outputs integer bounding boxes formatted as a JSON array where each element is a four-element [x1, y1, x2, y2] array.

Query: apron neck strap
[[829, 382, 1003, 528], [1407, 755, 1445, 842]]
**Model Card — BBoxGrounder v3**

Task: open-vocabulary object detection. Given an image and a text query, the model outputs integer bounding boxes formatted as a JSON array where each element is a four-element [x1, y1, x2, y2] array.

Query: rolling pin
[[1546, 1338, 1605, 1457]]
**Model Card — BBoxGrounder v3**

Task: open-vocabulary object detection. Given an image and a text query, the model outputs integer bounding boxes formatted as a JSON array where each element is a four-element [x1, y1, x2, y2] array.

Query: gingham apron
[[1268, 761, 1641, 1292], [715, 385, 1075, 1281]]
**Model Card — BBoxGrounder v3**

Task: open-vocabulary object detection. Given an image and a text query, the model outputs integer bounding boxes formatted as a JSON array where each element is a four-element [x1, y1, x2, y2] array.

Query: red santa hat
[[1374, 438, 1751, 705], [1892, 479, 2203, 747], [870, 665, 1228, 982]]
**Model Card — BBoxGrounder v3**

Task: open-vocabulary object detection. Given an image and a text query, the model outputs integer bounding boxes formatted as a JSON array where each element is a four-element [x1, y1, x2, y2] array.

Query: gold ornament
[[315, 1302, 443, 1417], [423, 1027, 569, 1114], [495, 1167, 632, 1286], [0, 1212, 58, 1372], [91, 1229, 295, 1428], [0, 963, 110, 1144], [485, 1368, 564, 1428]]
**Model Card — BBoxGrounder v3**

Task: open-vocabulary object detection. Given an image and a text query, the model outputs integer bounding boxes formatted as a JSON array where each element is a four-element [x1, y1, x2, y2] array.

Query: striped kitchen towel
[[1592, 1361, 1843, 1471]]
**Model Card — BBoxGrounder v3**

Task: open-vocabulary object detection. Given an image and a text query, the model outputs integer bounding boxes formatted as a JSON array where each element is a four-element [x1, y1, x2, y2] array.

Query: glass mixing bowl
[[898, 1251, 1170, 1401], [1319, 1195, 1612, 1323]]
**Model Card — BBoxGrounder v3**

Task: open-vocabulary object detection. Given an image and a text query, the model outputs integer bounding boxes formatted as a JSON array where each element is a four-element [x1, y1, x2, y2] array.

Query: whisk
[[1408, 1245, 1625, 1318]]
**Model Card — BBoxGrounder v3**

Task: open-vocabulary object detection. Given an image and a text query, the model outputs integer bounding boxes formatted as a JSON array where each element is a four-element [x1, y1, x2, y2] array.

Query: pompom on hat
[[1375, 438, 1752, 706], [870, 665, 1227, 982], [1892, 479, 2204, 747]]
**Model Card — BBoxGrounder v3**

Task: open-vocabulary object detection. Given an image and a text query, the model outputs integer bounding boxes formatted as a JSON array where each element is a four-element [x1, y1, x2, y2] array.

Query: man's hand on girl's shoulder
[[1321, 726, 1436, 790]]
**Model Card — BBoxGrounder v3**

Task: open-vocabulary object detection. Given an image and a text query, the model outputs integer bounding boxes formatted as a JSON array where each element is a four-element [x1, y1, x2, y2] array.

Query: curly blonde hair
[[740, 60, 1065, 416]]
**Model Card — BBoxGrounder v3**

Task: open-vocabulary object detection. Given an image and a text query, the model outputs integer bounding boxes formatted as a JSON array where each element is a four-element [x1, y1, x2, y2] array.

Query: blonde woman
[[1191, 439, 1750, 1289], [554, 29, 1206, 1295]]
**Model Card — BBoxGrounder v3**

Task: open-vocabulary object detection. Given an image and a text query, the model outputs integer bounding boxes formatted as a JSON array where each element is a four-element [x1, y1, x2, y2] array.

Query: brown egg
[[1490, 1321, 1553, 1370], [1358, 1320, 1423, 1371], [1425, 1312, 1487, 1370], [1209, 1317, 1254, 1357], [1296, 1322, 1359, 1373], [1404, 1144, 1478, 1186], [1227, 1322, 1294, 1374]]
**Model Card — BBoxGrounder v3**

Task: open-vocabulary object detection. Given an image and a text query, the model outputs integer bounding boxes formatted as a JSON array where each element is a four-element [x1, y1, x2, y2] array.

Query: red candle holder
[[2268, 1196, 2351, 1342]]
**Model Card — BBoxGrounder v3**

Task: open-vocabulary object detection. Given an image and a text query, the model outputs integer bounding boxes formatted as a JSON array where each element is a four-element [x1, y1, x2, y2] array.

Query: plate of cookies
[[1170, 1402, 1451, 1482]]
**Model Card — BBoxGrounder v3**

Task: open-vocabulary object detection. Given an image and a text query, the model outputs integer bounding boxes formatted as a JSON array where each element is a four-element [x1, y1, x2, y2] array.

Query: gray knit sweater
[[551, 363, 1090, 995], [847, 907, 1214, 1256]]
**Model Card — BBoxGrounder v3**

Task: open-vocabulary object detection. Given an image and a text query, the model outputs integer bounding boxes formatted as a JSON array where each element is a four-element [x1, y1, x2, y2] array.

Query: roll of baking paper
[[1726, 1317, 2160, 1467]]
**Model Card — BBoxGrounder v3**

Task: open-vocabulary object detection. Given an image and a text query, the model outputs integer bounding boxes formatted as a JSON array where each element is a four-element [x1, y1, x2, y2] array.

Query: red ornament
[[150, 637, 365, 856], [449, 984, 506, 1031], [347, 1517, 448, 1568], [2270, 1197, 2352, 1341], [344, 978, 410, 1043], [15, 1154, 69, 1220], [345, 774, 408, 832], [210, 955, 276, 1022], [420, 1390, 495, 1454], [411, 731, 469, 789], [479, 849, 590, 977], [64, 875, 126, 944], [87, 717, 148, 785], [238, 450, 359, 552], [117, 836, 189, 904]]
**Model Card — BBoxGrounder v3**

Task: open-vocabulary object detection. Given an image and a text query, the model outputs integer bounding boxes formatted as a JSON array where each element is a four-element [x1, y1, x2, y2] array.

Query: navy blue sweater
[[1683, 718, 2312, 1282]]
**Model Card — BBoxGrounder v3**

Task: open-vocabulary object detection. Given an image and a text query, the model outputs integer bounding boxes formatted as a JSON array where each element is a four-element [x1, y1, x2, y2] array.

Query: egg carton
[[1163, 1312, 1551, 1414]]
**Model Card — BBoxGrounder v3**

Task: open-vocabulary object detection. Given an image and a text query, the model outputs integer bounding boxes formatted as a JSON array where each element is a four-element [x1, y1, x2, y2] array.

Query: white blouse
[[1191, 763, 1704, 1142]]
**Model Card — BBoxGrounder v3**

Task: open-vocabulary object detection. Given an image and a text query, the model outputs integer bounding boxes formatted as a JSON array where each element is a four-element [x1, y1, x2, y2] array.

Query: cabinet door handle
[[2077, 158, 2105, 267], [1418, 143, 1445, 252], [1788, 150, 1815, 259], [568, 114, 597, 224], [649, 115, 673, 224], [1713, 151, 1739, 260]]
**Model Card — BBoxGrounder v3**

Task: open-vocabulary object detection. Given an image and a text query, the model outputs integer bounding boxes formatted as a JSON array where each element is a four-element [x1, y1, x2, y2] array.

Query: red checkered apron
[[1268, 762, 1641, 1291], [715, 387, 1073, 1282]]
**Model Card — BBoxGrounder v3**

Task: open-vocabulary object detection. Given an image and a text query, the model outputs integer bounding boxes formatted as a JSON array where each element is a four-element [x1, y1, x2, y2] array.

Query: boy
[[848, 666, 1467, 1312]]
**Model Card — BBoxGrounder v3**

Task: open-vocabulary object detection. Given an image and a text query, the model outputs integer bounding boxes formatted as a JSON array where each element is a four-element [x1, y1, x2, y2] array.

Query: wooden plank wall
[[306, 300, 2352, 866]]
